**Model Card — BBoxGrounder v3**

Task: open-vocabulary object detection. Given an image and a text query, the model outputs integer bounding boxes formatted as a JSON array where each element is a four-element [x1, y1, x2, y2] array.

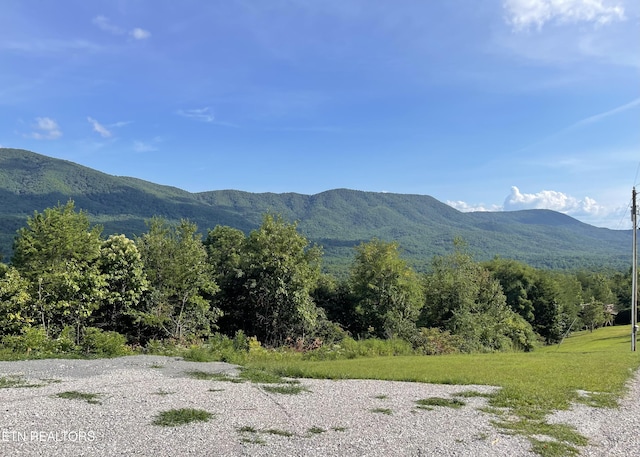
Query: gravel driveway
[[0, 355, 635, 456]]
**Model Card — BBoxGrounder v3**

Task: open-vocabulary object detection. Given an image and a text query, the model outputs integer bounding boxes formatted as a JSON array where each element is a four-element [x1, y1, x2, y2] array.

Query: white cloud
[[30, 117, 62, 140], [87, 117, 112, 138], [92, 16, 150, 40], [503, 186, 606, 217], [447, 201, 502, 212], [447, 186, 622, 227], [130, 28, 151, 40], [177, 107, 215, 123], [133, 140, 157, 153], [109, 121, 133, 128], [504, 0, 626, 30], [2, 39, 103, 54], [92, 15, 125, 35]]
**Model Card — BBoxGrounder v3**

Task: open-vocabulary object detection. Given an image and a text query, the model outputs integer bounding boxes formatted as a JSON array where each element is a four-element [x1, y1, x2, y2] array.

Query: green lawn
[[246, 325, 640, 456]]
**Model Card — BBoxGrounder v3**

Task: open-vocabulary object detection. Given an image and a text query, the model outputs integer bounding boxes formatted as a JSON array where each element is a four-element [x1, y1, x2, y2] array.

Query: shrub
[[1, 327, 50, 353], [51, 326, 78, 353], [232, 330, 249, 352], [81, 327, 130, 356], [411, 328, 463, 355]]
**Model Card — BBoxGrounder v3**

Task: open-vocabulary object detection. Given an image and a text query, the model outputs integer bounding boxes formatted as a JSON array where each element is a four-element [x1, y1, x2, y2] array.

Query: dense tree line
[[0, 201, 634, 354]]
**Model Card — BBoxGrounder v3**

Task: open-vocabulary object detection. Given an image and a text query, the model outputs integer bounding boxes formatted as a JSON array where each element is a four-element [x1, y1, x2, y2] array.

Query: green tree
[[136, 218, 220, 342], [528, 271, 563, 344], [576, 271, 616, 305], [0, 267, 33, 335], [580, 300, 607, 332], [421, 240, 536, 352], [349, 239, 423, 339], [610, 269, 632, 312], [203, 225, 247, 334], [234, 214, 323, 346], [312, 275, 358, 334], [485, 258, 535, 322], [94, 234, 149, 337], [11, 201, 105, 342]]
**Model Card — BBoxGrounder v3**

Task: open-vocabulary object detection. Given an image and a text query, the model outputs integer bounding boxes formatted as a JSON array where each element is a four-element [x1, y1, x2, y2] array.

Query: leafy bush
[[51, 326, 78, 353], [232, 330, 249, 352], [411, 328, 463, 355], [1, 327, 50, 353], [183, 332, 254, 363], [81, 327, 130, 356], [144, 339, 181, 356]]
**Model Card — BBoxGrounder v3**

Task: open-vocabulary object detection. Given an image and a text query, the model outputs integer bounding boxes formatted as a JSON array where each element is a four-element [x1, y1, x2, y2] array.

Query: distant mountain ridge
[[0, 148, 631, 272]]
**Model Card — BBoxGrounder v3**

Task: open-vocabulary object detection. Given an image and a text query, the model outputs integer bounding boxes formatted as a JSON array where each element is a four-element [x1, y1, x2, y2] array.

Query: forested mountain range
[[0, 148, 632, 273]]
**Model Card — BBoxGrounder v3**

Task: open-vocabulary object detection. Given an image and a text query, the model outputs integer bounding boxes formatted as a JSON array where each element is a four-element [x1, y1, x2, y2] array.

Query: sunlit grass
[[244, 326, 639, 456]]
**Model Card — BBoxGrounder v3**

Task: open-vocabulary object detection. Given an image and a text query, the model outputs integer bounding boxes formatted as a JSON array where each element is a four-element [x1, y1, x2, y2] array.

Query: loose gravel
[[0, 355, 635, 456]]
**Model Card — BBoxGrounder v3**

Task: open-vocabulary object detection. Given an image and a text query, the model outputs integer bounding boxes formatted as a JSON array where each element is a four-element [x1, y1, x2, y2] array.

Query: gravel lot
[[0, 355, 635, 456]]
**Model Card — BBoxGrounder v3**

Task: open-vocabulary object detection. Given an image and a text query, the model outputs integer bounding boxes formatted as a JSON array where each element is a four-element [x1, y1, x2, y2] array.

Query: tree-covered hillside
[[0, 148, 632, 273]]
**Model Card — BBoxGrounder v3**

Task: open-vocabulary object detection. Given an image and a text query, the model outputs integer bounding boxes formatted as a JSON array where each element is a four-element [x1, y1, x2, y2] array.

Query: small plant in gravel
[[240, 436, 266, 445], [262, 384, 308, 395], [152, 389, 174, 396], [331, 426, 348, 432], [55, 391, 102, 404], [152, 408, 213, 426], [529, 438, 581, 457], [236, 425, 293, 442], [306, 426, 326, 435], [373, 394, 389, 399], [237, 426, 258, 433], [0, 375, 41, 388], [415, 397, 465, 409], [263, 428, 294, 437], [370, 407, 392, 415], [185, 370, 241, 382]]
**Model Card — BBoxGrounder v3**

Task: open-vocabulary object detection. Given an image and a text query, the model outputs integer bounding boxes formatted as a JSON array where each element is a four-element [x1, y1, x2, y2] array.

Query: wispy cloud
[[2, 39, 103, 54], [29, 117, 62, 140], [109, 121, 133, 128], [504, 0, 626, 31], [87, 117, 112, 138], [515, 97, 640, 154], [130, 28, 151, 40], [177, 107, 215, 123], [92, 15, 125, 35], [571, 97, 640, 128], [133, 140, 158, 152], [92, 15, 151, 40]]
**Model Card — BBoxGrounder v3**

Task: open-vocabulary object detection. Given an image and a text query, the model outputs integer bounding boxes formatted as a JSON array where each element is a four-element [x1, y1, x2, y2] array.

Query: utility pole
[[633, 187, 638, 352]]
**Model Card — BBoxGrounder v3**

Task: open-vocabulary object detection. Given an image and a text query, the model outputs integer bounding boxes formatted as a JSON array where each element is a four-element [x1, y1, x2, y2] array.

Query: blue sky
[[1, 0, 639, 229]]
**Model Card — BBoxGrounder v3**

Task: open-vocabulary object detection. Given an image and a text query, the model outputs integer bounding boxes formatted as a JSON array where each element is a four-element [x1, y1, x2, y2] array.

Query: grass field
[[245, 325, 640, 456]]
